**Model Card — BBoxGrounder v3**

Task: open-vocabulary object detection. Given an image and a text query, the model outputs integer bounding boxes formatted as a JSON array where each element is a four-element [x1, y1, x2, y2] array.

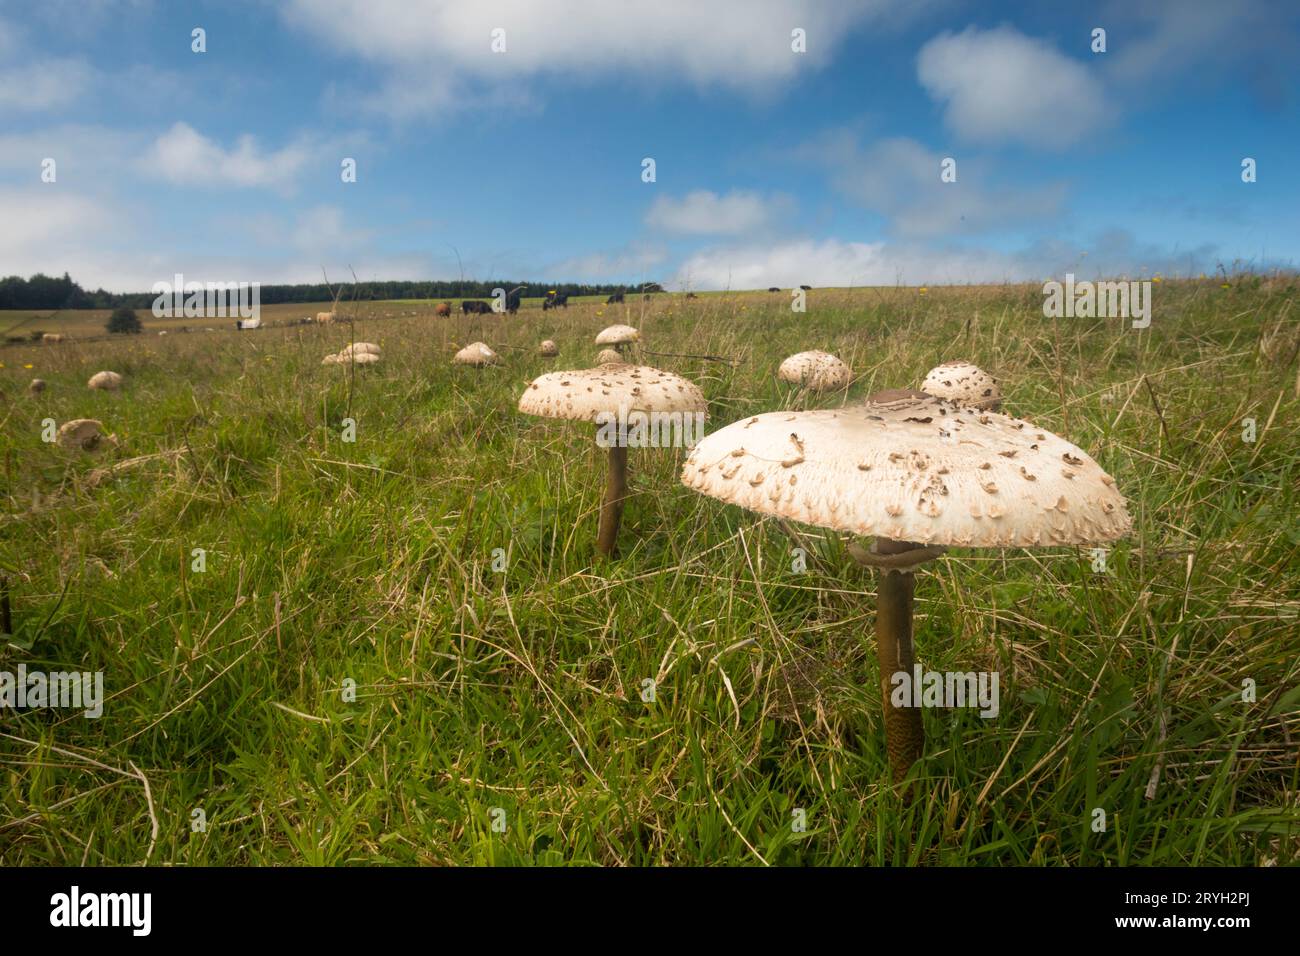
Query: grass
[[1, 279, 1297, 866]]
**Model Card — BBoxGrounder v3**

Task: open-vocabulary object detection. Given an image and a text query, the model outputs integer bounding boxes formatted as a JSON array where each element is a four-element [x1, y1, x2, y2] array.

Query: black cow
[[685, 292, 698, 299], [800, 284, 812, 290], [606, 292, 625, 304], [505, 289, 522, 315], [544, 292, 569, 310], [542, 299, 551, 311], [768, 286, 780, 292], [461, 300, 491, 314]]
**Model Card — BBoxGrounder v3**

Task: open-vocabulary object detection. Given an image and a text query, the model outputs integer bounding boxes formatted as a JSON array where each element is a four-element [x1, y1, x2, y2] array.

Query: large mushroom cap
[[921, 361, 1001, 409], [778, 350, 851, 392], [539, 339, 559, 357], [87, 370, 123, 391], [519, 364, 706, 422], [342, 342, 381, 356], [681, 392, 1130, 548], [454, 342, 500, 366], [596, 348, 624, 365], [348, 351, 381, 365], [57, 418, 108, 452], [595, 325, 639, 346]]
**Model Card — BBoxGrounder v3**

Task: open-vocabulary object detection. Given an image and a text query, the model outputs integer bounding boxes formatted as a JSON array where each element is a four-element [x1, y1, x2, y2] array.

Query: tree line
[[0, 273, 665, 310]]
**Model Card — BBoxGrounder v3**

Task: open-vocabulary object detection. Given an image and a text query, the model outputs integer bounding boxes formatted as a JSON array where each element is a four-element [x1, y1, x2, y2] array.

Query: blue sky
[[1, 0, 1296, 291]]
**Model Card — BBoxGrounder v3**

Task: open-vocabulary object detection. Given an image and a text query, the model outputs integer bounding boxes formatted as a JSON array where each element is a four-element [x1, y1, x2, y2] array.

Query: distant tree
[[107, 307, 143, 334]]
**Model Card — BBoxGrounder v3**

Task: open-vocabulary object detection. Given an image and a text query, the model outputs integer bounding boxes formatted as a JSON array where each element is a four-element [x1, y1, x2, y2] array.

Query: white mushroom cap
[[454, 342, 500, 366], [540, 340, 559, 357], [595, 325, 639, 346], [322, 354, 343, 365], [921, 361, 1001, 409], [347, 351, 381, 365], [778, 350, 851, 392], [519, 364, 706, 422], [596, 348, 624, 365], [341, 342, 381, 356], [57, 418, 108, 452], [87, 370, 123, 391], [680, 391, 1130, 548]]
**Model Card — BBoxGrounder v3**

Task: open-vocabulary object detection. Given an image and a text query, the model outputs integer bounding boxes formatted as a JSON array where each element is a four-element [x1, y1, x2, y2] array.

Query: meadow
[[1, 279, 1297, 866]]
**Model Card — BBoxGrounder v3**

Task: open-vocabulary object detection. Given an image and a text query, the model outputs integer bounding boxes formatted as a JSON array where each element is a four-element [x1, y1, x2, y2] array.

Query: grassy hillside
[[1, 280, 1297, 865]]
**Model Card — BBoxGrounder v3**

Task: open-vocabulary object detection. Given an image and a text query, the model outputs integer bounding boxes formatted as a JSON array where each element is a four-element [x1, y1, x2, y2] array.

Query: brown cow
[[436, 303, 451, 317]]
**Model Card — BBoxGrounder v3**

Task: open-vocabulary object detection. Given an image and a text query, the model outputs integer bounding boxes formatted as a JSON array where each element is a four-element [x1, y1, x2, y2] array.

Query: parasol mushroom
[[778, 350, 851, 393], [454, 342, 500, 366], [681, 389, 1130, 783], [520, 363, 706, 557], [921, 361, 1001, 410]]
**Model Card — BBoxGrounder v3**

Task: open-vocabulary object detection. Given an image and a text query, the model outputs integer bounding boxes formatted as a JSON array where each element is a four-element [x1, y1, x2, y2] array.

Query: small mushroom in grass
[[540, 340, 559, 357], [595, 324, 639, 357], [57, 418, 116, 452], [87, 370, 123, 391], [519, 363, 707, 557], [778, 350, 851, 392], [454, 342, 500, 366], [596, 348, 623, 365], [921, 360, 1001, 410], [29, 378, 46, 394], [681, 391, 1130, 784]]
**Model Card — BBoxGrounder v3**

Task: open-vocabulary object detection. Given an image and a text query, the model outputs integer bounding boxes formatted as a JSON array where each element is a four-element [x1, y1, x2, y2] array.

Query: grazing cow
[[606, 292, 625, 304], [685, 292, 698, 299], [505, 289, 522, 315], [800, 284, 812, 290], [544, 292, 568, 309], [542, 299, 551, 311], [768, 286, 780, 292], [461, 300, 491, 315], [436, 303, 451, 317]]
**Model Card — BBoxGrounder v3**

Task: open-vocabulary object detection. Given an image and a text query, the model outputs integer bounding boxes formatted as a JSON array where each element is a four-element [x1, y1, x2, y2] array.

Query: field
[[1, 280, 1298, 866]]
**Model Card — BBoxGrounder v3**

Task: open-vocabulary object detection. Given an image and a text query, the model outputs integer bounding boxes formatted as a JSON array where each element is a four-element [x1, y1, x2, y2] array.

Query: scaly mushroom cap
[[454, 342, 500, 366], [921, 361, 1001, 409], [539, 339, 559, 357], [596, 348, 624, 365], [57, 418, 107, 452], [519, 364, 706, 423], [681, 392, 1130, 547], [778, 350, 851, 392], [594, 325, 639, 346], [87, 370, 123, 391]]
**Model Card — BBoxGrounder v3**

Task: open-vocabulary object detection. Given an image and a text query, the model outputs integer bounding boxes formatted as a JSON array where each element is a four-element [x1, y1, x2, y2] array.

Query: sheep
[[315, 311, 335, 324], [42, 333, 65, 343]]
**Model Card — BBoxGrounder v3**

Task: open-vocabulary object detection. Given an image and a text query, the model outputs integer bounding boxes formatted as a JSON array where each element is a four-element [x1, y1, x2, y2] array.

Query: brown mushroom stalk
[[596, 436, 629, 556]]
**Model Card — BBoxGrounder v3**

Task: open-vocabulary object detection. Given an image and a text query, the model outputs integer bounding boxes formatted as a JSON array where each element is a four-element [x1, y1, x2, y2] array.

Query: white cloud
[[793, 131, 1065, 237], [144, 123, 314, 192], [283, 0, 923, 118], [645, 190, 791, 235], [0, 57, 94, 113], [917, 26, 1108, 148], [672, 233, 1225, 291]]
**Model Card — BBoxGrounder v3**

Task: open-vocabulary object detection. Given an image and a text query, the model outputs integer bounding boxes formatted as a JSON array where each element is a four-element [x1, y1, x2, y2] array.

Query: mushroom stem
[[872, 538, 927, 785], [596, 438, 628, 557]]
